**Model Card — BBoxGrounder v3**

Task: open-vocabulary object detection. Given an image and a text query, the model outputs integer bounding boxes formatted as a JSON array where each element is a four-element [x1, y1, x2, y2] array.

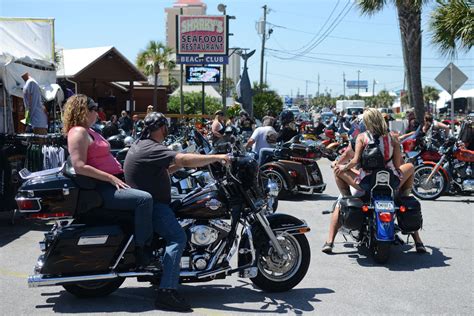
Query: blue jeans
[[153, 202, 187, 290], [97, 182, 154, 247], [259, 148, 275, 165]]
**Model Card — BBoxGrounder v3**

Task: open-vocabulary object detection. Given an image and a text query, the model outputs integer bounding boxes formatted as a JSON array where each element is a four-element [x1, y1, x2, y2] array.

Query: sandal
[[322, 242, 334, 254], [415, 242, 427, 254]]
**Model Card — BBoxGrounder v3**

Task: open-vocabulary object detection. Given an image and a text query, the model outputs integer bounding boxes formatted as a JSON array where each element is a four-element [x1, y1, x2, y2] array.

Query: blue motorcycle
[[337, 169, 423, 263]]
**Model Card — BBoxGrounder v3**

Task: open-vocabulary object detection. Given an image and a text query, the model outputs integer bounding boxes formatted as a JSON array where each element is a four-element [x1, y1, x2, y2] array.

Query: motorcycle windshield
[[374, 200, 395, 241]]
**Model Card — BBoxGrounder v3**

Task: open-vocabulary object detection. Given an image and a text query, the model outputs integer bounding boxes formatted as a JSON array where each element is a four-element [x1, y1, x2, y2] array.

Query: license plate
[[375, 201, 394, 211]]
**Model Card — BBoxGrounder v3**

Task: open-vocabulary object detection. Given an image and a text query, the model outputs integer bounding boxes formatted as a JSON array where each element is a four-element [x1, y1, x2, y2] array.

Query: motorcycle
[[260, 135, 327, 198], [16, 147, 308, 297], [401, 131, 442, 167], [412, 137, 474, 200], [337, 169, 423, 263]]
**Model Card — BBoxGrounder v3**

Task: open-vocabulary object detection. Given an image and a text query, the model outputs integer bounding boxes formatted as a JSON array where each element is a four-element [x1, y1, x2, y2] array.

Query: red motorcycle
[[401, 132, 442, 166], [412, 137, 474, 200]]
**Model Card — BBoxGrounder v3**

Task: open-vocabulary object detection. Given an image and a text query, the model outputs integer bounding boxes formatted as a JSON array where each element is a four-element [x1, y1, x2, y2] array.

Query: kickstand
[[395, 234, 405, 245]]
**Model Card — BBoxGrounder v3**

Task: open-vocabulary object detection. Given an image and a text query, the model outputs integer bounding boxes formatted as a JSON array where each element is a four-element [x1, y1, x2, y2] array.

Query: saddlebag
[[397, 196, 423, 232], [339, 197, 364, 230], [40, 225, 126, 275]]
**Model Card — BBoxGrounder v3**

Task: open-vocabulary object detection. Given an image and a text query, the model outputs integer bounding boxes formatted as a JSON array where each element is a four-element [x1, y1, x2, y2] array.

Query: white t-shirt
[[250, 126, 276, 153]]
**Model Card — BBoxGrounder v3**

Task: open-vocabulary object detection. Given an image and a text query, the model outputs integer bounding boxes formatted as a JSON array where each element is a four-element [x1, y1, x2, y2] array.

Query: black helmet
[[280, 110, 295, 125], [141, 112, 168, 139], [144, 112, 168, 130]]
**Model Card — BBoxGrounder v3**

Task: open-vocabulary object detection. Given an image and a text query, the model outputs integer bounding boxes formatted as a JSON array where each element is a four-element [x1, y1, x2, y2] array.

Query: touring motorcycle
[[16, 149, 310, 297], [260, 136, 328, 198], [336, 169, 423, 263]]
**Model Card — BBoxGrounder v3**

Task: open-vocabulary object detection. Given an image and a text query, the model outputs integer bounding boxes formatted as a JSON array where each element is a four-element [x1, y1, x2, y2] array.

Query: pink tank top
[[69, 127, 123, 175]]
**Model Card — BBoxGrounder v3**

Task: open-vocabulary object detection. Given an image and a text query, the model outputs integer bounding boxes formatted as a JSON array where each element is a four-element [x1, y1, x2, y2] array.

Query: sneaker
[[155, 289, 192, 312], [321, 242, 334, 254]]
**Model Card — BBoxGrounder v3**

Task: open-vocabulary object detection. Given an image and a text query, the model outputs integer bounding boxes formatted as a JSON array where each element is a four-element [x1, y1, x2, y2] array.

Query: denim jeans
[[153, 202, 187, 290], [259, 148, 275, 165], [96, 182, 154, 247]]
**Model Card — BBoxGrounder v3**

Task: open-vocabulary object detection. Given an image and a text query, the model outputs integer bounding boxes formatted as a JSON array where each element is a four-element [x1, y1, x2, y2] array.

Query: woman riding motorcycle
[[321, 108, 426, 254], [63, 94, 154, 268]]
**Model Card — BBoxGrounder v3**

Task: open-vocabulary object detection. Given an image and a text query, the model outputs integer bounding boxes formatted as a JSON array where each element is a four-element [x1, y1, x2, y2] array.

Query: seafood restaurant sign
[[176, 15, 229, 64]]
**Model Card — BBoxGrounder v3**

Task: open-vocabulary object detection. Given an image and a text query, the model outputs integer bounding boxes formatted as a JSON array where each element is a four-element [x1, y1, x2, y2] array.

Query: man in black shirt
[[124, 112, 229, 312], [277, 110, 298, 142]]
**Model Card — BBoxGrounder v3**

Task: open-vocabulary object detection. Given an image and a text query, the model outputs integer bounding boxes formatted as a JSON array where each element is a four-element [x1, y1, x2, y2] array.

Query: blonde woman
[[63, 94, 154, 268], [322, 108, 425, 254]]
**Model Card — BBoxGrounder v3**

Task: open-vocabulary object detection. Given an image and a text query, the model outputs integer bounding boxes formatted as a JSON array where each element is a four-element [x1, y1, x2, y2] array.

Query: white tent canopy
[[436, 88, 474, 109], [171, 85, 222, 99]]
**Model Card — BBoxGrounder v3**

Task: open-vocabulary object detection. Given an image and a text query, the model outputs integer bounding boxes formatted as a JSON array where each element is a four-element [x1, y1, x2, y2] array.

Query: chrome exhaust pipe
[[28, 271, 155, 288]]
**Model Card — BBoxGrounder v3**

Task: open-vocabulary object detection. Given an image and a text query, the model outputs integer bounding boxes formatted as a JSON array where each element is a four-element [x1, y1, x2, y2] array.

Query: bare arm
[[436, 121, 450, 136], [168, 164, 181, 174], [68, 127, 128, 189], [211, 121, 223, 138], [391, 135, 402, 169], [174, 153, 229, 169], [341, 133, 365, 171], [245, 138, 255, 149]]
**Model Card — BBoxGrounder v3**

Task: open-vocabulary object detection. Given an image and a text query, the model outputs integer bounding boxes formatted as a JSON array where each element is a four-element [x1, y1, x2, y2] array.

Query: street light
[[152, 62, 160, 111]]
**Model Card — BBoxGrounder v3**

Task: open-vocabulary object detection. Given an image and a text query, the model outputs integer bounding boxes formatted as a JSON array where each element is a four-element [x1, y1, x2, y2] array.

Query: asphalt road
[[0, 159, 472, 315]]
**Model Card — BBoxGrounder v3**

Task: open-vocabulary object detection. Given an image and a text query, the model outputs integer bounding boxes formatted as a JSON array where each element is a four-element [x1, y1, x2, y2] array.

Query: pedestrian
[[21, 72, 48, 134], [119, 110, 133, 135], [97, 107, 106, 122]]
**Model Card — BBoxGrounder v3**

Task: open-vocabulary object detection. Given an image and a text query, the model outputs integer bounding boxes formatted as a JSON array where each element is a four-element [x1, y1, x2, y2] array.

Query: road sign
[[435, 63, 468, 94], [176, 54, 228, 64]]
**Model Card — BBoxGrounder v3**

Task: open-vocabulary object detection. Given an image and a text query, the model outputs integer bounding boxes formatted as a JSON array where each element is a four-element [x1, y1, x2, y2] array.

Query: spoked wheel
[[63, 278, 125, 298], [412, 165, 447, 200], [251, 233, 310, 292], [262, 169, 290, 198]]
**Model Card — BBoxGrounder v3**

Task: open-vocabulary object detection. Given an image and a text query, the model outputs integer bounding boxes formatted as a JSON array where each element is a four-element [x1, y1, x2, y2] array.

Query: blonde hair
[[62, 94, 89, 134], [363, 108, 388, 136]]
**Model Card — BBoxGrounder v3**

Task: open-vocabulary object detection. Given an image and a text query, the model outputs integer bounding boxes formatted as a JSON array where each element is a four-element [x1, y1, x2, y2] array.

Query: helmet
[[144, 112, 168, 131], [124, 136, 134, 147], [280, 110, 295, 125], [239, 110, 248, 117]]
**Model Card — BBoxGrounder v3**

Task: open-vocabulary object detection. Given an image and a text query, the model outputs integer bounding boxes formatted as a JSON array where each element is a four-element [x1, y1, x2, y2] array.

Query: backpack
[[361, 132, 385, 170], [266, 128, 278, 144]]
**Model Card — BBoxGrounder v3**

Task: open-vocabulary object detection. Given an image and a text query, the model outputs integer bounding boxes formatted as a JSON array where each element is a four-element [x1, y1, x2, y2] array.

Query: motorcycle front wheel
[[62, 278, 125, 298], [412, 165, 447, 200], [251, 233, 310, 292]]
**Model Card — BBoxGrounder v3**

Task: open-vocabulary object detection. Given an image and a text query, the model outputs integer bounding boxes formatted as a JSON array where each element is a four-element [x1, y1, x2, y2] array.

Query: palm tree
[[429, 0, 473, 58], [423, 85, 440, 113], [136, 41, 176, 110], [357, 0, 427, 124]]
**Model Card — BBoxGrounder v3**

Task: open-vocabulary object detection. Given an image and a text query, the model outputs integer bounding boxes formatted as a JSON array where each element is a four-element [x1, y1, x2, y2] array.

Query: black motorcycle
[[16, 152, 310, 297]]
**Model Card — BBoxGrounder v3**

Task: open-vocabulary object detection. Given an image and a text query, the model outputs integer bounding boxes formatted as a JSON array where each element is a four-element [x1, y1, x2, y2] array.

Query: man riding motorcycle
[[123, 112, 230, 312]]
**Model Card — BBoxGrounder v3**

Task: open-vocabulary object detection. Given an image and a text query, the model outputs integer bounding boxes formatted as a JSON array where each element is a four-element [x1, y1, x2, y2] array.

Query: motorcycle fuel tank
[[174, 187, 228, 219]]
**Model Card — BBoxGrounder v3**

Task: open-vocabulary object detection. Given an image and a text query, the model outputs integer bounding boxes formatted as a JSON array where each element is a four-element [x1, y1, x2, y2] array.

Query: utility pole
[[343, 72, 346, 99], [317, 73, 320, 96], [372, 79, 376, 97], [259, 5, 267, 88], [357, 70, 361, 96], [305, 80, 309, 107], [265, 61, 268, 85]]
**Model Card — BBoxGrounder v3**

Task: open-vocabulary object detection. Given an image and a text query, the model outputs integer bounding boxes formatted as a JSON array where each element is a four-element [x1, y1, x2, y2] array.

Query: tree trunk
[[153, 73, 158, 111], [397, 1, 424, 124]]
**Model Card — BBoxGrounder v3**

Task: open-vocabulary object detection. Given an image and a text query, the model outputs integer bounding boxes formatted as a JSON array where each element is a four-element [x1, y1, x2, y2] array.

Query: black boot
[[154, 289, 192, 312], [135, 246, 151, 269]]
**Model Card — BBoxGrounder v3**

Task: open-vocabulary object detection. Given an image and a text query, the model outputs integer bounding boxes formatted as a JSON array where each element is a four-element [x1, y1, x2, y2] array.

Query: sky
[[1, 0, 473, 98]]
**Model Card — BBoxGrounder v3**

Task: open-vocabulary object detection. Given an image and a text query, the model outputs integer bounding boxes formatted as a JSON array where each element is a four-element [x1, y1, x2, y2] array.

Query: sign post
[[176, 15, 229, 116], [435, 62, 468, 131]]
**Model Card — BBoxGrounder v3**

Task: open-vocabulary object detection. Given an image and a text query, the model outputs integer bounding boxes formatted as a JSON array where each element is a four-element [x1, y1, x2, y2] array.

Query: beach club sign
[[176, 15, 228, 64]]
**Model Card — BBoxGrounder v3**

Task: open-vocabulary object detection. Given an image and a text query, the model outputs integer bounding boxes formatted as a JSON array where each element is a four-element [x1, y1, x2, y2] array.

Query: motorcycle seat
[[62, 157, 100, 190]]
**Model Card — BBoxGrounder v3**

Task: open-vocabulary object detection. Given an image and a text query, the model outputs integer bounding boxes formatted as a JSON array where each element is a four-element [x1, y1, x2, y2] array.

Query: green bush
[[167, 92, 222, 115]]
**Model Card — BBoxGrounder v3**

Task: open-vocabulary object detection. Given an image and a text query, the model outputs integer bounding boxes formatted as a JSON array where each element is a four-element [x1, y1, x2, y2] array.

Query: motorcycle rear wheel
[[371, 240, 391, 264], [412, 165, 447, 200], [262, 169, 291, 198], [62, 278, 125, 298], [251, 233, 310, 292]]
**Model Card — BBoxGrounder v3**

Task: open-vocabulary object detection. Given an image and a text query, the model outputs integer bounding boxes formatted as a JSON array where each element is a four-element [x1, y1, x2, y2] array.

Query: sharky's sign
[[176, 15, 228, 57]]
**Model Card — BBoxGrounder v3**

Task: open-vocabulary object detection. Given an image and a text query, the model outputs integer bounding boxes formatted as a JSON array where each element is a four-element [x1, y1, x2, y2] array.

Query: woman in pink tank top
[[63, 95, 154, 268]]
